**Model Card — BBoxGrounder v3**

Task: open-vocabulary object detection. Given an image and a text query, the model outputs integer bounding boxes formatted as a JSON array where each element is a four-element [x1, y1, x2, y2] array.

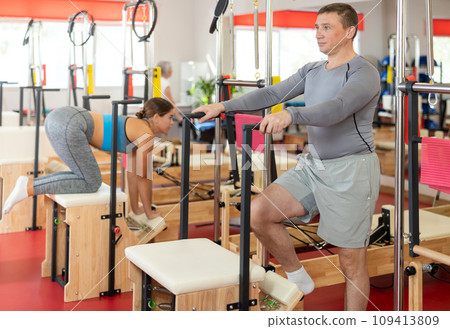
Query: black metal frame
[[179, 114, 194, 239], [27, 87, 60, 231], [82, 95, 111, 111], [50, 201, 70, 288], [406, 81, 421, 257], [142, 272, 153, 311], [0, 81, 18, 126], [403, 81, 450, 257], [122, 69, 149, 115], [369, 207, 392, 246], [68, 66, 82, 106], [238, 124, 254, 311], [102, 99, 142, 298], [19, 86, 36, 126], [179, 114, 256, 311]]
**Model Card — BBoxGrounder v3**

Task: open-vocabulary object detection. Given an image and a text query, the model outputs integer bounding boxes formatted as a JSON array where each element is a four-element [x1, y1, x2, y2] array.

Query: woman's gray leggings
[[33, 106, 102, 195]]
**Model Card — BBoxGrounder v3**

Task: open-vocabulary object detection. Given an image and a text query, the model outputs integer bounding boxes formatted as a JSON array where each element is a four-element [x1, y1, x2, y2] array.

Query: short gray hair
[[157, 61, 172, 76]]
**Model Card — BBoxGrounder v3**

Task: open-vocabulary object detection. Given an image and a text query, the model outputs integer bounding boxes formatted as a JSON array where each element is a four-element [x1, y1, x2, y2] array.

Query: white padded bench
[[0, 126, 56, 233], [372, 205, 450, 242], [45, 182, 127, 208], [125, 238, 303, 311]]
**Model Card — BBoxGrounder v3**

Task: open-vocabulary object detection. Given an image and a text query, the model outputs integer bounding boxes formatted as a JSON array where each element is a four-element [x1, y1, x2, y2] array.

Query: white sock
[[286, 266, 315, 295], [3, 176, 29, 215]]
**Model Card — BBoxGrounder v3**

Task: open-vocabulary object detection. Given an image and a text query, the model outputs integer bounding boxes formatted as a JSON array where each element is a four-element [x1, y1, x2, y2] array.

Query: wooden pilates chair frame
[[127, 114, 304, 311], [40, 100, 166, 302], [40, 183, 167, 302], [1, 90, 58, 234]]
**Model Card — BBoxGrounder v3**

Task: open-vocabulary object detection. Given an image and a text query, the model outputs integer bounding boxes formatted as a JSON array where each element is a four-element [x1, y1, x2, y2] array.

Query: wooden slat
[[175, 284, 260, 311], [153, 185, 208, 204], [228, 225, 320, 255], [273, 236, 450, 289], [408, 261, 423, 311], [41, 194, 165, 302], [413, 245, 450, 266], [128, 262, 143, 311], [152, 163, 230, 186]]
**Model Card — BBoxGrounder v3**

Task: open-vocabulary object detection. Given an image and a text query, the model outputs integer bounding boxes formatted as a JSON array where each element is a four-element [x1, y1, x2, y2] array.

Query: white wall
[[153, 0, 196, 103], [383, 0, 450, 55], [192, 0, 217, 69], [2, 0, 450, 113]]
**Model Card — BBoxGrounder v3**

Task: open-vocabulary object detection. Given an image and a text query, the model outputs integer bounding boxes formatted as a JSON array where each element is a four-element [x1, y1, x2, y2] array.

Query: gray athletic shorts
[[274, 152, 380, 248]]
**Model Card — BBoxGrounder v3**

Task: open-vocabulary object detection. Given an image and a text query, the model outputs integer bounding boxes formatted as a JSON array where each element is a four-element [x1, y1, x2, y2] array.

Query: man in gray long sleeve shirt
[[222, 55, 380, 160], [194, 3, 381, 311]]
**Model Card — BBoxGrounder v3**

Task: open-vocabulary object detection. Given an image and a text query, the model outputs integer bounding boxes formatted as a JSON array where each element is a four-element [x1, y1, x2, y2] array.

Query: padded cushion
[[371, 207, 450, 240], [0, 157, 49, 165], [0, 126, 56, 163], [259, 271, 301, 305], [125, 238, 266, 295], [1, 111, 20, 126], [46, 183, 127, 208]]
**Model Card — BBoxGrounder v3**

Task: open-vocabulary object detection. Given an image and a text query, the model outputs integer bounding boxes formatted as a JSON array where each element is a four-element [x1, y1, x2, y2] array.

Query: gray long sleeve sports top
[[222, 55, 381, 160]]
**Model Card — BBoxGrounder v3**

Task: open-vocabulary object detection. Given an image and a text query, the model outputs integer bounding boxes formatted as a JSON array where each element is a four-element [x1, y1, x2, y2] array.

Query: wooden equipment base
[[272, 205, 450, 290], [128, 261, 302, 311], [41, 196, 163, 302]]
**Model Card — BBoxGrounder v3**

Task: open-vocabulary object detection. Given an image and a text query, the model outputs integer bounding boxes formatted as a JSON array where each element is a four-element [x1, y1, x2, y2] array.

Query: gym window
[[0, 19, 138, 88], [433, 37, 450, 83]]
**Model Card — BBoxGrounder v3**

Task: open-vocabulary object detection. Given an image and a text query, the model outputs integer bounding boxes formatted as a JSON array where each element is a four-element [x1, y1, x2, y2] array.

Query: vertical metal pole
[[64, 224, 70, 284], [230, 0, 235, 76], [406, 82, 420, 257], [144, 71, 149, 101], [148, 6, 154, 100], [51, 202, 58, 281], [0, 82, 3, 126], [180, 118, 191, 239], [254, 2, 259, 72], [82, 15, 88, 97], [30, 88, 41, 231], [414, 36, 420, 80], [109, 102, 119, 296], [123, 71, 129, 101], [70, 69, 78, 107], [36, 22, 43, 87], [19, 87, 24, 126], [425, 0, 434, 81], [122, 4, 128, 102], [239, 125, 253, 311], [394, 0, 406, 311], [213, 12, 224, 243], [262, 0, 273, 267], [67, 44, 72, 106], [30, 68, 38, 111]]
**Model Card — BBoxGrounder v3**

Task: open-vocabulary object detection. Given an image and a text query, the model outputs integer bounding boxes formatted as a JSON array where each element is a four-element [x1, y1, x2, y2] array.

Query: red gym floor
[[0, 192, 449, 311]]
